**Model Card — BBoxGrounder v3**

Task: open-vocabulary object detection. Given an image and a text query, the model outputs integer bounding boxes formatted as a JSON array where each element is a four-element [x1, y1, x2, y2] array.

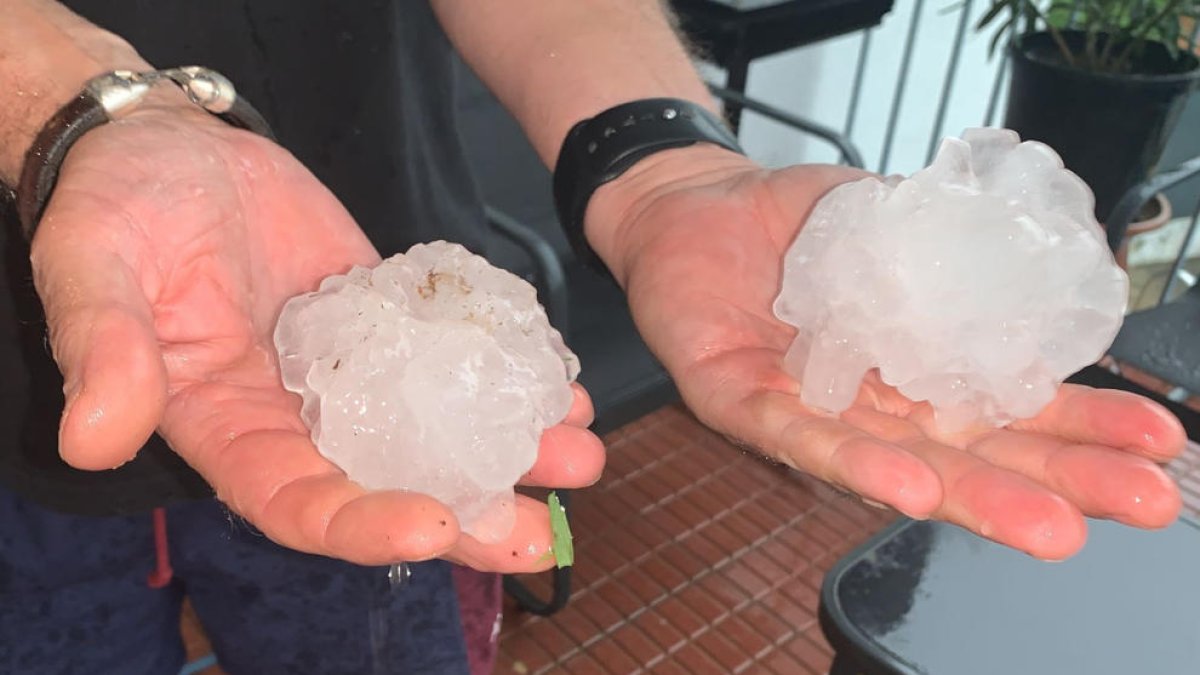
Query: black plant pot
[[1004, 31, 1200, 223]]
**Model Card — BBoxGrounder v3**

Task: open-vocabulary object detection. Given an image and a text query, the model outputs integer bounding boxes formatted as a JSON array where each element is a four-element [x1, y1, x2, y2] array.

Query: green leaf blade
[[547, 491, 574, 569]]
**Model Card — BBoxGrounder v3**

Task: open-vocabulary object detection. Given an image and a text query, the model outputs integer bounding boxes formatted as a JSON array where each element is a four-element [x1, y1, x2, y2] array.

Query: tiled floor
[[496, 406, 895, 675], [179, 404, 1200, 675], [496, 406, 1200, 675]]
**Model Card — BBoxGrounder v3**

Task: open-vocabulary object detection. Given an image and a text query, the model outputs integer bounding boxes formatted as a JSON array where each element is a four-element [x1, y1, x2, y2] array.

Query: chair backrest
[[454, 58, 680, 434], [453, 58, 575, 275]]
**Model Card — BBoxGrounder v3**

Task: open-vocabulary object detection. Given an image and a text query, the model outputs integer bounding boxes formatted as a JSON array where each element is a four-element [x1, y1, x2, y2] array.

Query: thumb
[[31, 219, 167, 471]]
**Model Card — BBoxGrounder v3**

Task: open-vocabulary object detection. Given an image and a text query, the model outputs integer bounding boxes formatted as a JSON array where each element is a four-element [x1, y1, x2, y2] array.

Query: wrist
[[584, 143, 758, 284], [0, 3, 149, 183]]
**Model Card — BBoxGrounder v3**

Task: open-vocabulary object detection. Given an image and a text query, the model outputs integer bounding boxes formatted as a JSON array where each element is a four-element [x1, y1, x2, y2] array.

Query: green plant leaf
[[547, 491, 574, 569], [973, 0, 1199, 72], [1046, 0, 1082, 27], [977, 0, 1013, 30], [989, 13, 1018, 54]]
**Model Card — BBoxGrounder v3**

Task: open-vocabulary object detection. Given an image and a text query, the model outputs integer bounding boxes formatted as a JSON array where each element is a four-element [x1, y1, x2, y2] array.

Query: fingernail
[[887, 481, 935, 521], [896, 506, 931, 521], [859, 496, 892, 511]]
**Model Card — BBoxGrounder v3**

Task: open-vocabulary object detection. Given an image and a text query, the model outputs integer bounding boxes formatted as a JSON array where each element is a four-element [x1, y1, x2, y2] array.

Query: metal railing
[[733, 1, 1199, 309]]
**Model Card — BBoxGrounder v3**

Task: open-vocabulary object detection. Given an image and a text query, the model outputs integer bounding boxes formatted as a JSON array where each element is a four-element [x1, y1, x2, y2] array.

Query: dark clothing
[[0, 485, 476, 674], [0, 2, 502, 672], [0, 0, 488, 516]]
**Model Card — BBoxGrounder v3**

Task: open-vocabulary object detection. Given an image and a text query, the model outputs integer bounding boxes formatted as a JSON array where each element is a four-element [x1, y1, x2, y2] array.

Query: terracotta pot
[[1115, 192, 1173, 269]]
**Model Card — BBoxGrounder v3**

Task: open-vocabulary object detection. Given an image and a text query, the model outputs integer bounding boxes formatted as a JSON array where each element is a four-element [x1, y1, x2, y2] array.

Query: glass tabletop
[[823, 517, 1200, 675]]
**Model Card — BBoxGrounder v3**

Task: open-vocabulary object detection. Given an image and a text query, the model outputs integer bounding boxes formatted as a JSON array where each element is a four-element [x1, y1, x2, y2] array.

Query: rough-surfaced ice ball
[[774, 128, 1128, 431], [274, 241, 579, 542]]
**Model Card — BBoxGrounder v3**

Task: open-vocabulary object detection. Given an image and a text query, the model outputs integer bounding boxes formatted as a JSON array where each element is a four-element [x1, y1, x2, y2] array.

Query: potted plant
[[979, 1, 1200, 223]]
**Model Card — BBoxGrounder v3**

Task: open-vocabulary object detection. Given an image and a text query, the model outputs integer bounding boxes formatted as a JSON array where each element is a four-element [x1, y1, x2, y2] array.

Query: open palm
[[32, 105, 603, 569], [610, 156, 1183, 560]]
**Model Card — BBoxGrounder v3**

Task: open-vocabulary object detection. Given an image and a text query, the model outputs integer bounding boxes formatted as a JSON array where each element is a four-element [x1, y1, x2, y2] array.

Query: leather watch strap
[[552, 98, 744, 271], [15, 93, 110, 240], [10, 68, 274, 241]]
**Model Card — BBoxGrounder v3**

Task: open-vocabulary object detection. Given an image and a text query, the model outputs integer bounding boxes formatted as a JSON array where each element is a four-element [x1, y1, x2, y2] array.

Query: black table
[[820, 517, 1200, 674], [671, 0, 894, 130]]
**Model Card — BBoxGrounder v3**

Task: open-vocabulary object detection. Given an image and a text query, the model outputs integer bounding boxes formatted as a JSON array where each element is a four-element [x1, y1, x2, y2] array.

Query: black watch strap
[[552, 98, 744, 271], [11, 68, 274, 241], [13, 93, 107, 239]]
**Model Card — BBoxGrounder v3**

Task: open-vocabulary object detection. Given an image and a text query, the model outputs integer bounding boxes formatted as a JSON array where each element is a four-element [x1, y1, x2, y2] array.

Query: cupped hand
[[32, 100, 603, 570], [590, 146, 1185, 560]]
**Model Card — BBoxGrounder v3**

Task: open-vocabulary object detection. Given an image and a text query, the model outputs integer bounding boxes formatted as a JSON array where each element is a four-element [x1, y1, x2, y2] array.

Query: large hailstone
[[774, 128, 1128, 431], [274, 241, 579, 542]]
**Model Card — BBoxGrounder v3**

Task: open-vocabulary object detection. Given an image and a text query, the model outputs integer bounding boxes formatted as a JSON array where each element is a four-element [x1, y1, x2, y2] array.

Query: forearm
[[431, 0, 713, 167], [0, 0, 148, 184], [430, 1, 751, 283]]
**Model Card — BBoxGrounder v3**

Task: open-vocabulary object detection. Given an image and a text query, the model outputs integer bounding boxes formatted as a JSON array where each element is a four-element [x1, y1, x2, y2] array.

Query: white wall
[[719, 1, 1010, 175]]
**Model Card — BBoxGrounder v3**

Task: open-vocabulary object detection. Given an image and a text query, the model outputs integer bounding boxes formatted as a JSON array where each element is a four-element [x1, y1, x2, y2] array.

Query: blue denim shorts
[[0, 486, 471, 675]]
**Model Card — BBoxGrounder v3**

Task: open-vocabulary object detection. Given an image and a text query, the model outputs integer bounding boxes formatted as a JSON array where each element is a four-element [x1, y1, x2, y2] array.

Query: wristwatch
[[552, 98, 745, 271], [3, 66, 273, 241]]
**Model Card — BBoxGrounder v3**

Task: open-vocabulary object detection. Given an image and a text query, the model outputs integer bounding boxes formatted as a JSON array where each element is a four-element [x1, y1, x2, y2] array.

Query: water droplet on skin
[[387, 562, 411, 590]]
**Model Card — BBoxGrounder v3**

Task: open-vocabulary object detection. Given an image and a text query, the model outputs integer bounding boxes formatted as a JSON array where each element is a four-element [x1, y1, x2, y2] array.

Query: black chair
[[487, 206, 663, 615], [1103, 154, 1200, 403], [1067, 153, 1200, 438], [461, 68, 867, 613], [671, 0, 896, 130]]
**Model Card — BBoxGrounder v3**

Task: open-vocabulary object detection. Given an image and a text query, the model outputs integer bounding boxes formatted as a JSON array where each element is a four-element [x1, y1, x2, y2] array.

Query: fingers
[[1010, 385, 1186, 462], [179, 423, 461, 566], [161, 380, 590, 568], [903, 435, 1089, 560], [159, 382, 458, 564], [446, 495, 559, 574], [321, 490, 460, 566], [845, 407, 1090, 559], [31, 220, 167, 470], [731, 386, 943, 519], [564, 382, 595, 428], [968, 430, 1181, 529], [520, 424, 605, 488], [264, 471, 461, 566], [517, 383, 604, 487], [850, 406, 1182, 558]]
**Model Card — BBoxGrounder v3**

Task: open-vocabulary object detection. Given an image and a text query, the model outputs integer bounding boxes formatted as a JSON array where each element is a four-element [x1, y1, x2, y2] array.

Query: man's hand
[[32, 102, 604, 570], [589, 145, 1185, 561]]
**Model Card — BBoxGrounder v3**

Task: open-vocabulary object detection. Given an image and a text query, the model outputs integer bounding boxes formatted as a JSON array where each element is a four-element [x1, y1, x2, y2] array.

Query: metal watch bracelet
[[7, 66, 273, 240]]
